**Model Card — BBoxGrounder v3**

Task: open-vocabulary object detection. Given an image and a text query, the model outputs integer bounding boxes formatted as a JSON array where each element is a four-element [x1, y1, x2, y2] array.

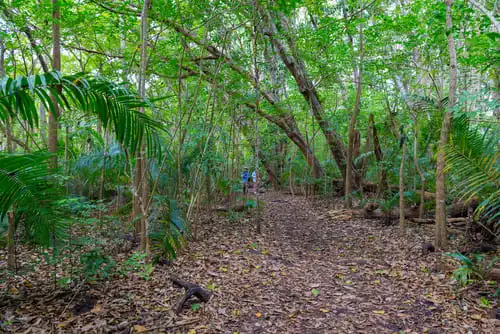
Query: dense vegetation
[[0, 0, 499, 332]]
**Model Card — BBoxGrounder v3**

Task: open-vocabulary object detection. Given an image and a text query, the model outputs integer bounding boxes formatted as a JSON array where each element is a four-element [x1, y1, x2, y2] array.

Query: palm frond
[[446, 115, 500, 223], [0, 72, 164, 156], [407, 94, 448, 113], [0, 152, 54, 219]]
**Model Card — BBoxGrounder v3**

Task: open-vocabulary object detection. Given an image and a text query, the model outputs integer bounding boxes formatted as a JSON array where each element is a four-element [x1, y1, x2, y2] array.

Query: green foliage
[[80, 248, 116, 281], [0, 152, 55, 220], [0, 71, 165, 156], [118, 252, 154, 280], [149, 196, 187, 260], [446, 252, 498, 287], [447, 115, 500, 226], [479, 297, 490, 308], [0, 152, 68, 246]]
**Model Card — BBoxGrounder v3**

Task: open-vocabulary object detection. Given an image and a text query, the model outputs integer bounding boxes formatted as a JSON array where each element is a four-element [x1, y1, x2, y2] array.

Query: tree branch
[[468, 0, 500, 32]]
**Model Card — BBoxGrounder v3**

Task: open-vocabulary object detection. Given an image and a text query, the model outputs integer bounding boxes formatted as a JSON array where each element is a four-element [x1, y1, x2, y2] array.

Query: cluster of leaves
[[447, 115, 500, 227], [117, 252, 154, 281], [446, 252, 498, 288]]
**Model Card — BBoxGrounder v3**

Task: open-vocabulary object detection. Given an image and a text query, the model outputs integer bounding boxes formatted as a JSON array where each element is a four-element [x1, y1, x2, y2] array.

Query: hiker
[[241, 167, 249, 194], [251, 170, 257, 193]]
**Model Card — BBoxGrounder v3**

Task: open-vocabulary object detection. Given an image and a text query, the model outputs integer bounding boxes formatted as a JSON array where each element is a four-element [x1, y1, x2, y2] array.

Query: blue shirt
[[241, 171, 249, 182]]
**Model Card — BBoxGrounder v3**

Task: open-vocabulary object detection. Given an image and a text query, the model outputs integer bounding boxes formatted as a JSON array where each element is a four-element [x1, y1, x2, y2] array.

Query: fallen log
[[408, 218, 434, 224], [214, 203, 247, 213], [448, 198, 479, 218], [171, 275, 211, 314], [448, 217, 467, 223], [488, 268, 500, 281], [408, 217, 467, 225]]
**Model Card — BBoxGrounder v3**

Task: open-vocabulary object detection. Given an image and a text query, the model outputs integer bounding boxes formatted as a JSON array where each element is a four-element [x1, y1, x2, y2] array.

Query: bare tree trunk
[[49, 0, 61, 168], [345, 21, 364, 209], [3, 41, 16, 268], [412, 115, 425, 218], [436, 0, 457, 249], [259, 9, 355, 185], [0, 36, 5, 77], [258, 151, 280, 190], [368, 114, 387, 198], [360, 125, 372, 185], [399, 137, 406, 228], [134, 0, 151, 253], [164, 20, 323, 178]]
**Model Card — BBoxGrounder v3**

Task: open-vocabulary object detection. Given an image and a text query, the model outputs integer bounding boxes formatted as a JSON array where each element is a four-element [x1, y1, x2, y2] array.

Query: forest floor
[[1, 192, 499, 333]]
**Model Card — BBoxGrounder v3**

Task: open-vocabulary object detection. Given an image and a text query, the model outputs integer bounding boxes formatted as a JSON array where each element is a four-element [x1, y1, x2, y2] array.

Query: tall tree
[[133, 0, 151, 253], [49, 0, 61, 167], [435, 0, 457, 248], [259, 6, 356, 184], [344, 3, 364, 208]]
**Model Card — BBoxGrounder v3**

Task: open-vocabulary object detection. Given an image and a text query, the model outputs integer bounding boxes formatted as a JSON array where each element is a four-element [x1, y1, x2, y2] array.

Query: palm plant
[[0, 71, 166, 248], [0, 71, 164, 156], [0, 152, 65, 246], [446, 115, 500, 229]]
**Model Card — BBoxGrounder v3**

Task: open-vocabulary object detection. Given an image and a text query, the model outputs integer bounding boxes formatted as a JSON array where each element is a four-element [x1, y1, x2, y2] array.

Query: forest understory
[[1, 192, 498, 334]]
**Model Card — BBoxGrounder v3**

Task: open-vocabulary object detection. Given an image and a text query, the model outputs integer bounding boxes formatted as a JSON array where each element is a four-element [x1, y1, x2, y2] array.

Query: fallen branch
[[214, 203, 249, 212], [408, 218, 434, 224], [407, 217, 468, 224], [488, 268, 500, 281], [171, 275, 211, 314]]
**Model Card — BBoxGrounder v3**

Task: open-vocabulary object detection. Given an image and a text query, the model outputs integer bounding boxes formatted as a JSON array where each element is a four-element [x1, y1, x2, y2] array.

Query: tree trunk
[[3, 46, 16, 268], [49, 0, 61, 168], [258, 151, 280, 190], [369, 114, 387, 198], [133, 0, 151, 253], [399, 139, 406, 228], [259, 9, 356, 186], [360, 126, 372, 182], [412, 115, 425, 218], [164, 22, 324, 178], [345, 21, 364, 209], [436, 0, 457, 249]]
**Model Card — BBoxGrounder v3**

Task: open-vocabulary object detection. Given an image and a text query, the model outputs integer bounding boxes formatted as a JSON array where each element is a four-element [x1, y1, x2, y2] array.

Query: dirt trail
[[1, 193, 497, 333], [167, 193, 496, 333]]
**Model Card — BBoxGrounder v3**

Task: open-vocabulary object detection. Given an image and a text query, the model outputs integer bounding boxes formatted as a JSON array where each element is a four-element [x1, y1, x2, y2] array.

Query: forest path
[[3, 193, 495, 333], [165, 192, 491, 333]]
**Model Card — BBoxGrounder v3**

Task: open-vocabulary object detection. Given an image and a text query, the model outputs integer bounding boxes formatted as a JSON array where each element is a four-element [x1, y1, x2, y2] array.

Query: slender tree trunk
[[259, 9, 354, 185], [49, 0, 61, 168], [435, 0, 457, 248], [399, 137, 406, 228], [134, 0, 151, 253], [412, 115, 425, 218], [3, 41, 16, 268], [345, 22, 364, 209], [165, 21, 323, 178], [368, 114, 387, 198], [0, 36, 5, 77]]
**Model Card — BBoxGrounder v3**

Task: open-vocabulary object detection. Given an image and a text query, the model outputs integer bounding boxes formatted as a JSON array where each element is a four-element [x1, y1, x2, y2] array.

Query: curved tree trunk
[[163, 20, 324, 179], [259, 8, 357, 186]]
